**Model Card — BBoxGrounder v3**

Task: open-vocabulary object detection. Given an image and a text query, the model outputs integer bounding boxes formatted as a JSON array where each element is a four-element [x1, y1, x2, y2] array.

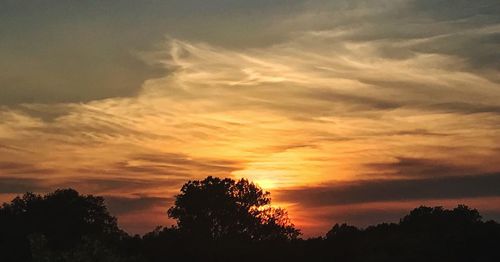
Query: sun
[[232, 169, 289, 190]]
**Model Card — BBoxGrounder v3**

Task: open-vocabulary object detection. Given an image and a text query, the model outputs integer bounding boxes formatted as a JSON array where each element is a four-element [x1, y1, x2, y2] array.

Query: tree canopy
[[167, 176, 300, 242], [0, 189, 125, 262], [1, 179, 499, 262]]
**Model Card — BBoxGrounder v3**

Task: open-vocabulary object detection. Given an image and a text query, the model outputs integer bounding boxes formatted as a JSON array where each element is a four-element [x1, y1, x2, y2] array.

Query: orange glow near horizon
[[2, 34, 500, 236]]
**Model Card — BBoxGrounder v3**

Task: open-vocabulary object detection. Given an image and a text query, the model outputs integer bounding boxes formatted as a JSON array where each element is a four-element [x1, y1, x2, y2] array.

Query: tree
[[167, 176, 300, 242], [326, 223, 360, 240], [30, 234, 142, 262], [0, 189, 125, 262], [400, 205, 482, 231]]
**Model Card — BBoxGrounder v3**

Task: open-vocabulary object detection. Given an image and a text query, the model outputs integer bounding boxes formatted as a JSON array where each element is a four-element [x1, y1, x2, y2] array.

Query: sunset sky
[[1, 0, 500, 236]]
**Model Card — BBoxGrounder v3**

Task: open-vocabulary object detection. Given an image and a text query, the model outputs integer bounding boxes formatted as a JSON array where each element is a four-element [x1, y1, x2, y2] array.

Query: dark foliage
[[315, 205, 500, 262], [0, 189, 132, 262], [167, 176, 300, 242], [1, 178, 499, 262]]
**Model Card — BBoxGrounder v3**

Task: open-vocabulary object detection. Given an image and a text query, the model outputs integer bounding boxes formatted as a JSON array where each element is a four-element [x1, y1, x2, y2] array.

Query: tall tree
[[167, 176, 300, 242]]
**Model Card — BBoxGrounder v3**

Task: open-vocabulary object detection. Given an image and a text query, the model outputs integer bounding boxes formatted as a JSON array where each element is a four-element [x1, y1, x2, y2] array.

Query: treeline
[[1, 176, 499, 262]]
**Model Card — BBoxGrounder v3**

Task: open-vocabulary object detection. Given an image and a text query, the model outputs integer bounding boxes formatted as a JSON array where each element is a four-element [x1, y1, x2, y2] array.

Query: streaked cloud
[[1, 0, 499, 236], [276, 172, 500, 206]]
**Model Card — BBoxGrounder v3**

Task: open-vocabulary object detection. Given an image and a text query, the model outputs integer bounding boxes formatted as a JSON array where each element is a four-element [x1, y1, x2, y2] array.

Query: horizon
[[1, 0, 500, 238], [3, 183, 498, 239]]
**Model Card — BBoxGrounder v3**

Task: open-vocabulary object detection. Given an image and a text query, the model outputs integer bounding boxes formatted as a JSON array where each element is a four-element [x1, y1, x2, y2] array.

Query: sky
[[1, 0, 500, 236]]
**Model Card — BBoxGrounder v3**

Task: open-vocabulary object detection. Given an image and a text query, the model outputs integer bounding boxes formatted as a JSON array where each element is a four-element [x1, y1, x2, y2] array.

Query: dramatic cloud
[[105, 195, 172, 216], [0, 177, 47, 194], [1, 0, 499, 235], [365, 157, 481, 178], [276, 172, 500, 206]]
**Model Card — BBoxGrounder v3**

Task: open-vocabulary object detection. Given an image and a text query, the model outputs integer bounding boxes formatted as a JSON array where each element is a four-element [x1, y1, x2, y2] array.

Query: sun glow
[[2, 3, 500, 237]]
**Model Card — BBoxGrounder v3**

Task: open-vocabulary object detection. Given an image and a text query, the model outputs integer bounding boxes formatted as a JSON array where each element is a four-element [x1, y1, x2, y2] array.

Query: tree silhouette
[[319, 205, 500, 262], [30, 234, 141, 262], [1, 183, 500, 262], [167, 176, 300, 242], [326, 223, 360, 240], [0, 189, 125, 262]]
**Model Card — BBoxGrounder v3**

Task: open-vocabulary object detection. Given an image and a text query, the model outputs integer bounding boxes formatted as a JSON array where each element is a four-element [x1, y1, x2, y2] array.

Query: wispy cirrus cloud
[[1, 0, 499, 236]]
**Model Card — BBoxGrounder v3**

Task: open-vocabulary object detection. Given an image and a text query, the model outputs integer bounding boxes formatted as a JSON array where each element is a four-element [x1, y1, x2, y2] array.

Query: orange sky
[[1, 1, 500, 237]]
